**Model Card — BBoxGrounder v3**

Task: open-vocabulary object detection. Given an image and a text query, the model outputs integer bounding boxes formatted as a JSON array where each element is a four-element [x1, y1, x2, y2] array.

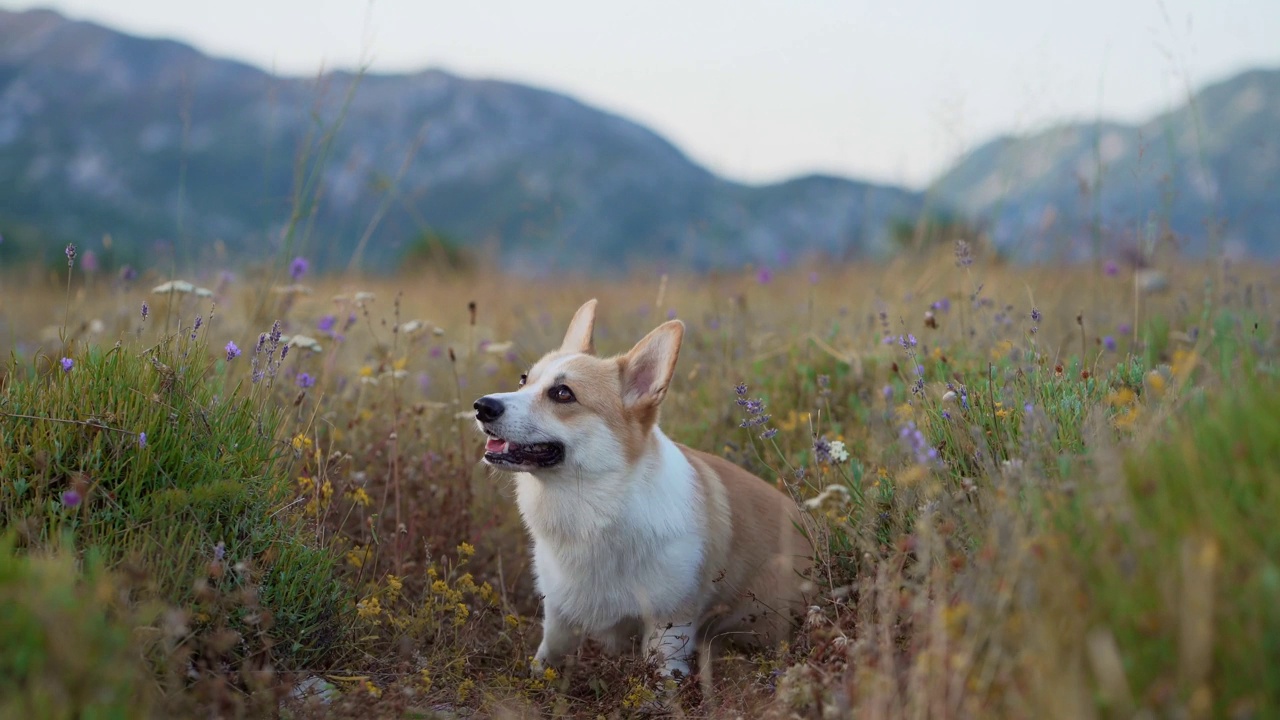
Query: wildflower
[[225, 341, 241, 361], [827, 440, 850, 464], [60, 357, 73, 373], [813, 436, 832, 463], [347, 487, 372, 507], [756, 267, 773, 284], [1117, 323, 1132, 336], [931, 298, 952, 313], [900, 334, 918, 349], [140, 301, 149, 320], [899, 421, 937, 466], [356, 596, 383, 619], [289, 256, 309, 282], [1104, 260, 1119, 277], [457, 542, 476, 560], [882, 385, 893, 402], [61, 489, 81, 507], [317, 314, 337, 335], [760, 427, 779, 440], [138, 432, 147, 448], [65, 243, 77, 265], [1103, 335, 1117, 352], [296, 372, 315, 389], [214, 541, 226, 561], [190, 315, 202, 341], [1030, 308, 1042, 323], [386, 574, 403, 595], [81, 250, 99, 273], [954, 238, 973, 267]]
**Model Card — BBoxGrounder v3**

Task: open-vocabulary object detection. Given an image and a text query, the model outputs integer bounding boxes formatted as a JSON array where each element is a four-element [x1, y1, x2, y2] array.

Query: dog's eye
[[519, 373, 528, 387], [547, 384, 576, 404]]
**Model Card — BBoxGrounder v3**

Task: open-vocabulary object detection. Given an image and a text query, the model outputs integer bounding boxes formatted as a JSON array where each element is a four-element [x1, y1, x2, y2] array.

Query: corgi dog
[[473, 299, 811, 679]]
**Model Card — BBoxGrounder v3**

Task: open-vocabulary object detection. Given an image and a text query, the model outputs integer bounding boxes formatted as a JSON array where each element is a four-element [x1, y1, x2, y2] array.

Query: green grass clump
[[1058, 371, 1280, 716], [0, 331, 350, 673], [0, 533, 155, 719]]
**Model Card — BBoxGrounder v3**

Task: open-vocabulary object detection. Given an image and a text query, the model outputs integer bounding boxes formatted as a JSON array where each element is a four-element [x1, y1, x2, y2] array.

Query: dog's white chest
[[515, 436, 706, 631]]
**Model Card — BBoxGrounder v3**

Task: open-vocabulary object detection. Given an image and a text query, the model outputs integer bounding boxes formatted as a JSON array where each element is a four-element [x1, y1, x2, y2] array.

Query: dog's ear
[[620, 320, 684, 409], [560, 299, 598, 354]]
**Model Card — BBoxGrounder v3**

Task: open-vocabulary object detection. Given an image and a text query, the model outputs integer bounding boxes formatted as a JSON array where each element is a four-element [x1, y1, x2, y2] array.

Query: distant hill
[[933, 68, 1280, 260], [0, 8, 925, 274]]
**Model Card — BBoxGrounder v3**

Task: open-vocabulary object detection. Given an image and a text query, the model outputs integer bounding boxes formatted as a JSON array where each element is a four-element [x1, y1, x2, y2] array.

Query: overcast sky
[[5, 0, 1279, 187]]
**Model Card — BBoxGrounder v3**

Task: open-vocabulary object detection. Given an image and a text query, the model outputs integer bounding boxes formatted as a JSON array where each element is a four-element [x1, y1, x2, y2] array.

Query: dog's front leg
[[531, 604, 578, 676], [645, 619, 698, 679]]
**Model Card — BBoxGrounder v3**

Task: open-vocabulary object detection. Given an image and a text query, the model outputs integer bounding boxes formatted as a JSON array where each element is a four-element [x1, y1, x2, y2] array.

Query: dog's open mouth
[[482, 434, 565, 468]]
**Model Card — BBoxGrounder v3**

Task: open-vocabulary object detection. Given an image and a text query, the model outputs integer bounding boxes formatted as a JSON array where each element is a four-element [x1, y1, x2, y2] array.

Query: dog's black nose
[[474, 396, 505, 422]]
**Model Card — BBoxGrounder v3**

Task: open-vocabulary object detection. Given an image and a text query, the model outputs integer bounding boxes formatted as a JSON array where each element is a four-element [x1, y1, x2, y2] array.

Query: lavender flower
[[60, 357, 73, 373], [1103, 335, 1117, 352], [931, 298, 952, 313], [954, 239, 973, 267], [119, 265, 137, 283], [760, 428, 779, 440], [62, 489, 81, 507], [214, 541, 226, 562], [138, 432, 147, 448], [666, 308, 678, 320], [1030, 308, 1042, 323], [141, 301, 149, 320], [225, 341, 241, 361], [1104, 260, 1119, 277], [756, 267, 773, 284], [317, 314, 337, 335], [296, 372, 315, 389], [289, 256, 309, 282], [900, 421, 938, 466], [65, 243, 77, 266], [813, 436, 832, 463]]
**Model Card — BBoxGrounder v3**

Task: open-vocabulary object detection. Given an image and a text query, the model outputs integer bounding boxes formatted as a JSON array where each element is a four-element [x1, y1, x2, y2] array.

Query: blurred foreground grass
[[0, 248, 1276, 718]]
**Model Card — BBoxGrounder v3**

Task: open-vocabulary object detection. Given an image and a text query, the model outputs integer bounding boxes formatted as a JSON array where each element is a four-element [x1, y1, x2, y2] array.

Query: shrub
[[0, 328, 351, 675], [0, 533, 155, 719]]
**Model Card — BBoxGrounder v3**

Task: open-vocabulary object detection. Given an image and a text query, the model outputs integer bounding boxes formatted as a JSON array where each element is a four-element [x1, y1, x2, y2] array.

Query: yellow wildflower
[[504, 614, 520, 629], [457, 542, 476, 561], [362, 679, 381, 698], [358, 365, 374, 378], [356, 596, 383, 619], [393, 357, 408, 371], [543, 666, 559, 682], [347, 487, 372, 507], [453, 602, 470, 626], [386, 574, 403, 596], [1107, 388, 1137, 407], [989, 339, 1014, 362], [456, 678, 475, 703], [346, 545, 369, 569], [419, 669, 433, 692], [291, 434, 312, 451]]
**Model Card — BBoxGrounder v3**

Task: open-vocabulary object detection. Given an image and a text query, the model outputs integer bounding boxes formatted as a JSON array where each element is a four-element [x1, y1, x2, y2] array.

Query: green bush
[[0, 330, 350, 672], [0, 534, 155, 720], [1059, 372, 1280, 716]]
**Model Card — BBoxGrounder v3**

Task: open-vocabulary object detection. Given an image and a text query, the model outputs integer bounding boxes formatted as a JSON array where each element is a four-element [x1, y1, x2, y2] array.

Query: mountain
[[0, 8, 924, 274], [934, 68, 1280, 260]]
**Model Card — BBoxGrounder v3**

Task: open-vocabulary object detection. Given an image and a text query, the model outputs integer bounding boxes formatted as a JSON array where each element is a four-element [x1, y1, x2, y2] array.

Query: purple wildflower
[[60, 357, 73, 373], [954, 239, 973, 267], [65, 243, 77, 266], [141, 301, 149, 320], [1117, 323, 1132, 336], [813, 436, 832, 463], [1030, 308, 1042, 323], [882, 385, 893, 402], [317, 314, 337, 335], [296, 373, 315, 389], [931, 298, 952, 313], [289, 256, 309, 282], [667, 308, 678, 320], [214, 541, 226, 562], [1103, 335, 1117, 352], [225, 341, 241, 361], [62, 490, 81, 507], [1104, 260, 1119, 277], [119, 266, 137, 283], [81, 250, 99, 273], [756, 267, 773, 285], [138, 432, 147, 448], [760, 428, 779, 440]]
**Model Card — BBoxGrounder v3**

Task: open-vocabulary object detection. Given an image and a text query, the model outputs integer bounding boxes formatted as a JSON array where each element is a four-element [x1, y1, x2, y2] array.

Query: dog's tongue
[[485, 437, 509, 454]]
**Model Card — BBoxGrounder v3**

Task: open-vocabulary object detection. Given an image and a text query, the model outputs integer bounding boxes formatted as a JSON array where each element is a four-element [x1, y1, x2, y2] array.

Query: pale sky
[[5, 0, 1279, 187]]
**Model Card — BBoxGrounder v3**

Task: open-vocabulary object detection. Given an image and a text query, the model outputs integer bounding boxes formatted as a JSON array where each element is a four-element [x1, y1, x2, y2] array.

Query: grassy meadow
[[1, 245, 1277, 719]]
